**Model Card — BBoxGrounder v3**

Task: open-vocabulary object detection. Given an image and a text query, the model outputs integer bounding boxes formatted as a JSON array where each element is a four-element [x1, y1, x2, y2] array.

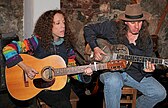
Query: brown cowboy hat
[[119, 4, 150, 21]]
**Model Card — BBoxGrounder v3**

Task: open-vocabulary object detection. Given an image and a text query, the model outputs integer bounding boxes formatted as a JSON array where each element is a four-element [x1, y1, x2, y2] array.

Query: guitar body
[[85, 38, 129, 62], [5, 54, 67, 100]]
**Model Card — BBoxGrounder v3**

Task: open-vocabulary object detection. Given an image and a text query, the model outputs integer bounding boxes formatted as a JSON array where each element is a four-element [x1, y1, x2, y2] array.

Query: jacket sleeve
[[83, 20, 113, 50], [67, 48, 91, 83], [2, 35, 39, 68]]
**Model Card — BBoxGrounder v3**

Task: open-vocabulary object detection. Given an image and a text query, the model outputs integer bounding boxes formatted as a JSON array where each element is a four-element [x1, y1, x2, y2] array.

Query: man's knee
[[153, 87, 167, 101], [100, 72, 123, 88], [157, 88, 167, 101]]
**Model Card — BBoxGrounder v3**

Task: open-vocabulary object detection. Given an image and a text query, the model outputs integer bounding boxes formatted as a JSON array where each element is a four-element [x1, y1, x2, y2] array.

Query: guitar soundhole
[[41, 66, 54, 81], [33, 78, 55, 88]]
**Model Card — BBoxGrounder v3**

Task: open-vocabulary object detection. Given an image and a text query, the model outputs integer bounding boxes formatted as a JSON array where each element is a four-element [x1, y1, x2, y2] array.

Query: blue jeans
[[99, 72, 167, 108]]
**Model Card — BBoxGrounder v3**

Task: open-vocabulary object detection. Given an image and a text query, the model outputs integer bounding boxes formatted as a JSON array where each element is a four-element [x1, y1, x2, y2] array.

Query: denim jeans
[[99, 72, 167, 108]]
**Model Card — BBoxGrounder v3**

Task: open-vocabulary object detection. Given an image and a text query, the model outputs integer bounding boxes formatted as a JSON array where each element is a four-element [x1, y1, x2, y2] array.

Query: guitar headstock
[[107, 60, 127, 71]]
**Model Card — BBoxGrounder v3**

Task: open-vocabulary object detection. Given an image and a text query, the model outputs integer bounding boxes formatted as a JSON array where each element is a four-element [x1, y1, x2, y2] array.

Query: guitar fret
[[158, 59, 163, 64], [54, 64, 104, 76], [139, 57, 143, 62], [116, 53, 167, 66], [148, 57, 151, 61], [134, 56, 137, 62], [144, 57, 147, 62], [53, 61, 125, 76], [148, 57, 157, 63], [154, 58, 157, 63]]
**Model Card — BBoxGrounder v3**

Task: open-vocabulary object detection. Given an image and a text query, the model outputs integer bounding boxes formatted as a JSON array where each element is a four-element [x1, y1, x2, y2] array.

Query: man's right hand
[[93, 47, 107, 61]]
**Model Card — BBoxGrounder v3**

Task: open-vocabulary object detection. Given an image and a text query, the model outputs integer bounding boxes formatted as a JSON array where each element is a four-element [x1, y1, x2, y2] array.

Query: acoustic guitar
[[5, 54, 126, 100]]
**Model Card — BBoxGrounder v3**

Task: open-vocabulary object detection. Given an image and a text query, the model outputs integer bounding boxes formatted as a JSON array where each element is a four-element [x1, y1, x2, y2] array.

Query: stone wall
[[0, 0, 23, 39], [0, 0, 168, 64], [61, 0, 168, 64]]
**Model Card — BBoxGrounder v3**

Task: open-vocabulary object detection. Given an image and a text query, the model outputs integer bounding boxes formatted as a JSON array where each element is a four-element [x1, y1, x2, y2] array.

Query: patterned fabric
[[3, 35, 38, 67], [67, 51, 82, 82]]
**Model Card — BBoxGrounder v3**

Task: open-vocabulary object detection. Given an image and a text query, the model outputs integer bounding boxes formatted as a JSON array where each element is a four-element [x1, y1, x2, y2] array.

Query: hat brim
[[119, 11, 150, 21]]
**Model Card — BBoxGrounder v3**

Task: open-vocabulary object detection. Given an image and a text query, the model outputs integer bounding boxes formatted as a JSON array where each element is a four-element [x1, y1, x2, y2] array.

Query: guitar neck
[[53, 63, 107, 76], [117, 53, 167, 65]]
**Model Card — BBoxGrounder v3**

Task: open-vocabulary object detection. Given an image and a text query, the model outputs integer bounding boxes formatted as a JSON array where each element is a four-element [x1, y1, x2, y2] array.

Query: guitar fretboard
[[116, 53, 167, 65], [53, 63, 107, 76]]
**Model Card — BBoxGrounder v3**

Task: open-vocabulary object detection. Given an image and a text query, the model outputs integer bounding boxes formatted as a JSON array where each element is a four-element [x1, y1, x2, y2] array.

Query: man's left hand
[[143, 61, 155, 72]]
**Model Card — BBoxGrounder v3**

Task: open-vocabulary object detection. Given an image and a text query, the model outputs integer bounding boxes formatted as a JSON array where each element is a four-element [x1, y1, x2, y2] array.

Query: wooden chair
[[38, 89, 79, 108], [121, 86, 137, 108], [103, 86, 137, 108], [70, 89, 79, 108]]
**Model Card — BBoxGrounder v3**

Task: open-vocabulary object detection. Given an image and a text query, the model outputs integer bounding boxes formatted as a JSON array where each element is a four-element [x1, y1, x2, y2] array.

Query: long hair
[[33, 10, 67, 50], [116, 20, 150, 50]]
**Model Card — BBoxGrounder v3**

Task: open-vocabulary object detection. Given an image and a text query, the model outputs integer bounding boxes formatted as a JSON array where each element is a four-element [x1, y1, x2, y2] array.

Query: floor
[[0, 85, 168, 108], [0, 90, 168, 108], [0, 90, 37, 108], [76, 90, 168, 108]]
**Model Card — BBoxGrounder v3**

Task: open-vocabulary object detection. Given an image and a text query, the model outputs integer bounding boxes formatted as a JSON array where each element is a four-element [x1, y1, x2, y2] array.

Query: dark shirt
[[84, 20, 153, 82], [33, 41, 68, 64]]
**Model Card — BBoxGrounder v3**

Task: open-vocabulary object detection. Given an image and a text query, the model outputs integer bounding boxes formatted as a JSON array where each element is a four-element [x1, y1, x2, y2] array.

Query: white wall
[[23, 0, 33, 38], [23, 0, 60, 38], [33, 0, 60, 25]]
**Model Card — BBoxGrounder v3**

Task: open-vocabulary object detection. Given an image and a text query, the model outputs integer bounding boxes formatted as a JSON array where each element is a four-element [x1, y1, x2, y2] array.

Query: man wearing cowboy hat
[[83, 4, 167, 108]]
